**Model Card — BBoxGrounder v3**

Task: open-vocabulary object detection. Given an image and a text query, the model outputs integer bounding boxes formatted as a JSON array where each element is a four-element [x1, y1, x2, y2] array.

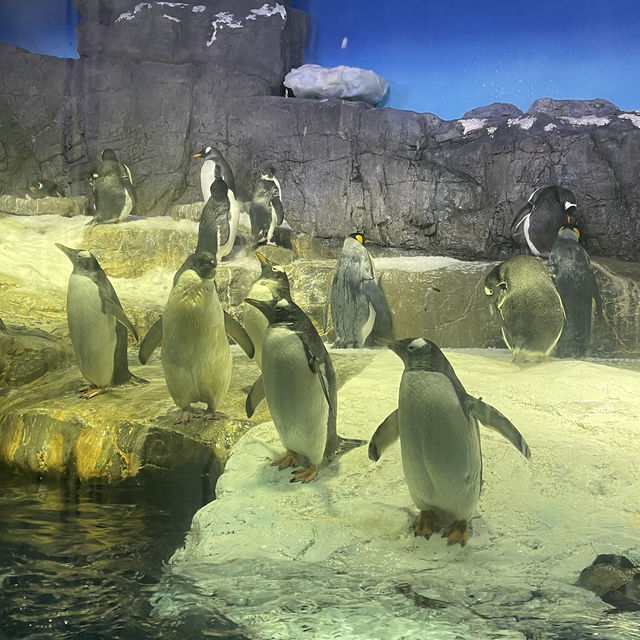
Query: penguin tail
[[333, 436, 367, 458]]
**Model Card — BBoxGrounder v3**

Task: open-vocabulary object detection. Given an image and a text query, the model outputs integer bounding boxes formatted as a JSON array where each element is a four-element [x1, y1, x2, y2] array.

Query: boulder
[[0, 195, 88, 217], [527, 97, 621, 118], [462, 102, 523, 119]]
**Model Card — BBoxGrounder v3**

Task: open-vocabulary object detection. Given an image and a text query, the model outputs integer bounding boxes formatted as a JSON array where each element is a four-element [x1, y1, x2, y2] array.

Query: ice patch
[[487, 126, 497, 136], [246, 3, 287, 20], [192, 5, 206, 12], [115, 2, 152, 22], [544, 123, 557, 132], [619, 113, 640, 128], [157, 1, 188, 6], [207, 11, 243, 45], [459, 118, 487, 135], [162, 14, 180, 22], [508, 116, 536, 130], [561, 116, 610, 127]]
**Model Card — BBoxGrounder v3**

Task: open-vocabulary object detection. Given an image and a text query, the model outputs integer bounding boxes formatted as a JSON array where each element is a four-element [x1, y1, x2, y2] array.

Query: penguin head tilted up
[[57, 244, 107, 282], [255, 252, 292, 299], [244, 296, 294, 326], [172, 250, 217, 287]]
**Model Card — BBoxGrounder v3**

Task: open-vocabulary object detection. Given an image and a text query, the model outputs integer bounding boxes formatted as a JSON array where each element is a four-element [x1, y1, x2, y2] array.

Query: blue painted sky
[[1, 0, 639, 119]]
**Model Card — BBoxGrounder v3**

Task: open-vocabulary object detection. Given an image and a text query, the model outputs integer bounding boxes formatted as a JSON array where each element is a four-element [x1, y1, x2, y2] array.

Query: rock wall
[[1, 1, 640, 261]]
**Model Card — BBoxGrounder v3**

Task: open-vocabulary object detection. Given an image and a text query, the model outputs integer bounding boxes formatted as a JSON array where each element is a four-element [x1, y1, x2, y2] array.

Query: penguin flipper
[[245, 375, 265, 418], [103, 298, 139, 343], [271, 195, 285, 226], [464, 396, 531, 459], [218, 213, 231, 248], [368, 409, 399, 461], [362, 279, 393, 340], [510, 204, 531, 233], [139, 318, 163, 364], [224, 311, 255, 358]]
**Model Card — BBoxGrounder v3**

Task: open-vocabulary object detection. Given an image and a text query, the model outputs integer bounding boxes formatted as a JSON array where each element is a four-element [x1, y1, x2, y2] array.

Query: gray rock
[[462, 102, 523, 119], [0, 195, 88, 217], [527, 97, 621, 117]]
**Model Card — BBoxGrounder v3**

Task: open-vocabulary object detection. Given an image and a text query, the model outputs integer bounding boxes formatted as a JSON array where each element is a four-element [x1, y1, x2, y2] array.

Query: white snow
[[508, 116, 536, 130], [207, 11, 243, 45], [619, 113, 640, 128], [153, 348, 640, 639], [459, 118, 487, 135], [192, 5, 206, 13], [374, 256, 489, 272], [246, 3, 287, 20], [487, 125, 497, 136], [561, 116, 611, 127], [544, 123, 558, 132], [115, 2, 152, 22], [162, 14, 180, 23]]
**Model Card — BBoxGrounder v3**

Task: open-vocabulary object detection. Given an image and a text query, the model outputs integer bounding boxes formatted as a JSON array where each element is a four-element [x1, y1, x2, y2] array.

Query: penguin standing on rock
[[26, 179, 64, 199], [326, 232, 393, 348], [244, 295, 365, 483], [369, 338, 531, 546], [511, 185, 577, 257], [248, 167, 285, 247], [138, 251, 254, 423], [91, 149, 137, 224], [196, 166, 231, 263], [56, 243, 147, 398], [547, 226, 603, 358], [484, 254, 565, 364]]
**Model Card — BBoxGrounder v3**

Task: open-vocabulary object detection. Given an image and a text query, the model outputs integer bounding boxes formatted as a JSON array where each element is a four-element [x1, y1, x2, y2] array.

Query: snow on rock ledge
[[284, 63, 389, 106]]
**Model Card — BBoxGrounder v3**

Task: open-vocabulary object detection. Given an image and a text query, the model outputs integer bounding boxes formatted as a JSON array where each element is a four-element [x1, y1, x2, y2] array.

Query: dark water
[[0, 471, 248, 640]]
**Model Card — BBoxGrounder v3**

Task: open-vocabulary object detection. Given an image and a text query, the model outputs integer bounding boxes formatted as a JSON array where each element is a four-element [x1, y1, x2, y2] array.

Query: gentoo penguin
[[510, 185, 577, 257], [26, 179, 64, 199], [196, 166, 231, 262], [547, 226, 603, 358], [484, 254, 565, 364], [193, 146, 240, 261], [56, 243, 147, 398], [325, 233, 393, 348], [138, 251, 253, 423], [242, 252, 292, 417], [91, 148, 137, 224], [244, 296, 365, 483], [369, 337, 530, 545], [248, 167, 285, 247]]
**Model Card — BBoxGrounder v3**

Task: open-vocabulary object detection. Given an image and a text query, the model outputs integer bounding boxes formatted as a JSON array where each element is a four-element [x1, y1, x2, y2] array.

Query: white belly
[[261, 326, 328, 465], [161, 275, 231, 410], [200, 160, 216, 202], [67, 274, 116, 387], [399, 372, 481, 521]]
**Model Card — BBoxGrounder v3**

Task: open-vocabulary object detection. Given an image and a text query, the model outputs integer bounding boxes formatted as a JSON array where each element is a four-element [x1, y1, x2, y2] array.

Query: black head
[[557, 226, 580, 242], [56, 243, 102, 275], [259, 164, 277, 180], [348, 232, 365, 244], [256, 252, 291, 290], [101, 148, 118, 162], [193, 145, 219, 160], [209, 175, 229, 200], [173, 251, 216, 285], [244, 296, 293, 325], [388, 337, 451, 372]]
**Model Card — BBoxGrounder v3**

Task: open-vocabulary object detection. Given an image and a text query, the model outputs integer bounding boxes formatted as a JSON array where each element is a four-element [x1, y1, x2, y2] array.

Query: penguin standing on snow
[[326, 232, 392, 348], [138, 251, 253, 423], [244, 295, 365, 483], [484, 254, 565, 364], [511, 185, 577, 257], [91, 148, 137, 224], [56, 243, 146, 398], [248, 166, 285, 247], [547, 226, 603, 358], [369, 338, 530, 546]]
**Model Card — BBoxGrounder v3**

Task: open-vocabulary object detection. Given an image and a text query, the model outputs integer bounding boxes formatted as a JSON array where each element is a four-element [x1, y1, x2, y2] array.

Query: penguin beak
[[255, 252, 270, 266], [55, 243, 77, 260], [245, 297, 267, 311], [193, 152, 202, 158]]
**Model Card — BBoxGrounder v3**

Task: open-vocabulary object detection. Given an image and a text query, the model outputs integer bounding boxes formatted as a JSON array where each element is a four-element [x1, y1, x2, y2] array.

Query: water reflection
[[0, 471, 248, 640]]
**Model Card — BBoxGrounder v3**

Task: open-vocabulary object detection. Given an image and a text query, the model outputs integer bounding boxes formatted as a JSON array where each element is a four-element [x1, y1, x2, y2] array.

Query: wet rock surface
[[577, 554, 640, 612]]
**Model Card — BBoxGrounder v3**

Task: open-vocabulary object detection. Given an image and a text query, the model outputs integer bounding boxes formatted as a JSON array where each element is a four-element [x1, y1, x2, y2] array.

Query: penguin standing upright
[[91, 148, 137, 224], [244, 295, 365, 483], [26, 179, 64, 199], [196, 166, 231, 262], [248, 167, 285, 247], [484, 254, 565, 363], [56, 243, 146, 398], [547, 226, 603, 358], [369, 338, 530, 545], [326, 233, 392, 348], [193, 146, 240, 261], [138, 251, 253, 423], [511, 185, 577, 257]]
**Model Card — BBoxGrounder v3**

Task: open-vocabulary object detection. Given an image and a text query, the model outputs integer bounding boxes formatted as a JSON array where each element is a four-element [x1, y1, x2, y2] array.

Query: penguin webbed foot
[[414, 510, 440, 539], [175, 409, 193, 424], [290, 464, 319, 484], [80, 385, 107, 399], [272, 450, 299, 470], [444, 520, 469, 547]]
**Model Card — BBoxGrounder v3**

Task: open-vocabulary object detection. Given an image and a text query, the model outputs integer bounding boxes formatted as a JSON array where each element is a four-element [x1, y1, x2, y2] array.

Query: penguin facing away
[[26, 179, 64, 199], [369, 338, 531, 546], [547, 226, 603, 358], [244, 295, 365, 483], [510, 185, 576, 257], [248, 166, 285, 247], [91, 148, 137, 224], [56, 243, 147, 398], [196, 165, 231, 262], [326, 233, 393, 348], [138, 251, 254, 423], [484, 254, 565, 364]]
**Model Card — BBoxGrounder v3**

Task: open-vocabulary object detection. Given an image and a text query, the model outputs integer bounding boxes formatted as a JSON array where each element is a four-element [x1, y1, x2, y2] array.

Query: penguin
[[26, 179, 64, 199], [510, 185, 577, 257], [244, 295, 365, 483], [369, 337, 531, 545], [248, 166, 285, 247], [91, 148, 137, 224], [547, 226, 603, 358], [195, 166, 231, 262], [193, 146, 240, 261], [56, 243, 147, 398], [325, 232, 393, 348], [484, 254, 565, 364], [138, 251, 254, 423]]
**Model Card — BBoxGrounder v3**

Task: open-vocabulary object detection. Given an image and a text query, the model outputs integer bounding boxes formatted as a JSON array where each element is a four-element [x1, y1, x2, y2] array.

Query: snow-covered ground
[[153, 348, 640, 640]]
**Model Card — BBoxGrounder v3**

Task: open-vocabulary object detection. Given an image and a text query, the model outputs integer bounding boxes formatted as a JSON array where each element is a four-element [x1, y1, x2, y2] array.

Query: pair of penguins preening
[[57, 224, 530, 546], [487, 185, 603, 363]]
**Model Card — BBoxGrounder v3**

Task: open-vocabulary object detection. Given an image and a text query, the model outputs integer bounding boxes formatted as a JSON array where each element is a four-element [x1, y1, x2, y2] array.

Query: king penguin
[[138, 251, 254, 423], [484, 254, 565, 364], [325, 232, 393, 348], [510, 185, 577, 257], [244, 295, 365, 483], [193, 146, 240, 261], [91, 148, 137, 224], [56, 243, 147, 398], [196, 166, 232, 263], [369, 337, 530, 545], [547, 226, 603, 358], [248, 166, 285, 247]]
